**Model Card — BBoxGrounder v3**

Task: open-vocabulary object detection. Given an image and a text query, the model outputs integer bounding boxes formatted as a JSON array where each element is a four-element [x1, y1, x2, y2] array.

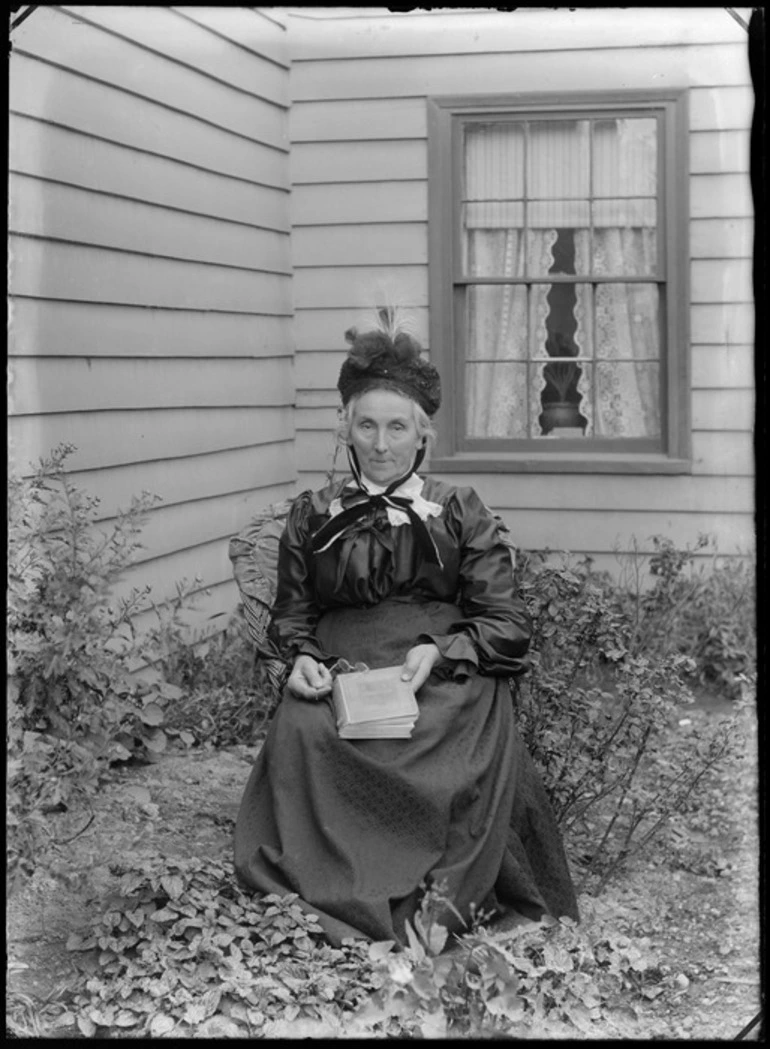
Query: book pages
[[332, 665, 419, 739]]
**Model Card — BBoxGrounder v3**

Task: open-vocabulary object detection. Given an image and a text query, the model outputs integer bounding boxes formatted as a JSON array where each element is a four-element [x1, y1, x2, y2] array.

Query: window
[[427, 92, 691, 473]]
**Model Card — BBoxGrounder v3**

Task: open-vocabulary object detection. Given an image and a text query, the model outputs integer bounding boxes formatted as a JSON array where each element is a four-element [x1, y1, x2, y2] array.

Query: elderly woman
[[233, 318, 578, 947]]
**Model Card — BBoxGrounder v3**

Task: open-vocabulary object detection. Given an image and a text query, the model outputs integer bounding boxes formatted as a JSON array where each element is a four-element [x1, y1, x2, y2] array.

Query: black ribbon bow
[[309, 446, 443, 567]]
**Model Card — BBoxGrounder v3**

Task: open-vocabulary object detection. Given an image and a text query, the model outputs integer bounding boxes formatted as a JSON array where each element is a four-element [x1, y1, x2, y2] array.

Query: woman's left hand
[[400, 643, 441, 693]]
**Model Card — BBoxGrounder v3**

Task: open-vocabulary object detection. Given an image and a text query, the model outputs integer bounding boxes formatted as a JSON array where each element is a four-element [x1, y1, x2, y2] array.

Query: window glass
[[461, 115, 661, 442]]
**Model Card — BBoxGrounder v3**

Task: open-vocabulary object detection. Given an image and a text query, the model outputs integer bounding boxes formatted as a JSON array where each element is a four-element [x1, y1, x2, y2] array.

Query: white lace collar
[[328, 473, 443, 528]]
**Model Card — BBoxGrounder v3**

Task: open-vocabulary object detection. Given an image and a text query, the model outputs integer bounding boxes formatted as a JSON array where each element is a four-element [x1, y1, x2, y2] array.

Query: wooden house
[[8, 6, 755, 634]]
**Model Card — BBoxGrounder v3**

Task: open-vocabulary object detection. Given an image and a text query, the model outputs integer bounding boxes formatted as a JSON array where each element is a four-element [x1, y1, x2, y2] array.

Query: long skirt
[[233, 597, 578, 945]]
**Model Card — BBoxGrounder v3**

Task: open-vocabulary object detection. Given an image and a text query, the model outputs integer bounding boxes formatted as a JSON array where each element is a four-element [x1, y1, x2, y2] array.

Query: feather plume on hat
[[338, 305, 441, 416]]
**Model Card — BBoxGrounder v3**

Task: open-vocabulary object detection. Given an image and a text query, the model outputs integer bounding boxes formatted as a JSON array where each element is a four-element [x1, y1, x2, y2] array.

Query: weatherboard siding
[[289, 7, 754, 562], [8, 5, 294, 630], [8, 4, 754, 635]]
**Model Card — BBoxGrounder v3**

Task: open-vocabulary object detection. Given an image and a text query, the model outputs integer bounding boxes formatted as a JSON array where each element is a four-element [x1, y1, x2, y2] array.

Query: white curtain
[[574, 228, 660, 437], [465, 228, 556, 437], [464, 117, 660, 440]]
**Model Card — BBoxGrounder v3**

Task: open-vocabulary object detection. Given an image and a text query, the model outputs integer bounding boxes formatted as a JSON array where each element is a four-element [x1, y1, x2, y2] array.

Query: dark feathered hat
[[337, 308, 441, 417]]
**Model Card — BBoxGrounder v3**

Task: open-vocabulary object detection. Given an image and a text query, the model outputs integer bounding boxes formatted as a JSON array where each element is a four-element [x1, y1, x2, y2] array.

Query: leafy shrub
[[59, 868, 679, 1040], [65, 857, 380, 1038], [7, 441, 278, 891], [162, 681, 275, 751], [614, 534, 756, 699], [511, 548, 746, 893], [145, 595, 256, 695], [9, 445, 154, 728], [332, 884, 673, 1039], [148, 605, 278, 748], [7, 446, 192, 887]]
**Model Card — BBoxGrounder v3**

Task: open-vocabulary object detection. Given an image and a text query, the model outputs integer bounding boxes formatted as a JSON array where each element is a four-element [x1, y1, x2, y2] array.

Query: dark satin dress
[[234, 476, 578, 946]]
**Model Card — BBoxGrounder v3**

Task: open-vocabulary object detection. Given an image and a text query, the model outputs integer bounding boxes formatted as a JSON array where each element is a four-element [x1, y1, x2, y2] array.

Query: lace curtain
[[464, 117, 660, 439], [573, 227, 660, 437], [465, 228, 556, 438]]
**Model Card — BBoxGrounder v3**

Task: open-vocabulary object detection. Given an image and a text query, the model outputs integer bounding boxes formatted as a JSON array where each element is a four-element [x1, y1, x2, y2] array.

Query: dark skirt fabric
[[233, 597, 578, 945]]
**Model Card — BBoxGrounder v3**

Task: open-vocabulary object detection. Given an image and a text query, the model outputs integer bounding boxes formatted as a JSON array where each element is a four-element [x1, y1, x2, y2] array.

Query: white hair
[[336, 393, 437, 448]]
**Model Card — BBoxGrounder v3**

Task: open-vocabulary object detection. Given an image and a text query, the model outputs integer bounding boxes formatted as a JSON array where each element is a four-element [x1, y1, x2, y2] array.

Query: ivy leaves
[[65, 857, 377, 1038], [67, 856, 664, 1040], [345, 899, 668, 1040]]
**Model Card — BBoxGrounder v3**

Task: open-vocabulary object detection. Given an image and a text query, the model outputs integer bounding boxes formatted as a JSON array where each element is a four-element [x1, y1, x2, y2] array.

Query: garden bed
[[7, 691, 760, 1040]]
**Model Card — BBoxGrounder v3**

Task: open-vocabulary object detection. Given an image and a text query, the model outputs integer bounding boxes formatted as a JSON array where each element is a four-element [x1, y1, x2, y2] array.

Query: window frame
[[426, 90, 692, 475]]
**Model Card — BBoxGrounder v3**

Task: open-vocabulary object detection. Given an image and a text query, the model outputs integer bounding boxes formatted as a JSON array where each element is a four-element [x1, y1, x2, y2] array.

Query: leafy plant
[[143, 600, 280, 749], [59, 868, 680, 1040], [64, 858, 380, 1038], [162, 681, 274, 751], [343, 883, 672, 1039], [7, 446, 196, 887], [511, 546, 747, 893], [544, 359, 580, 401], [9, 445, 155, 726], [614, 534, 756, 700]]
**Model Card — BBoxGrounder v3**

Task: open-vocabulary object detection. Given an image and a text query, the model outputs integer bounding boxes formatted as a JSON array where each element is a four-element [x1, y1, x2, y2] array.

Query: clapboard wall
[[8, 5, 296, 627], [288, 7, 754, 568]]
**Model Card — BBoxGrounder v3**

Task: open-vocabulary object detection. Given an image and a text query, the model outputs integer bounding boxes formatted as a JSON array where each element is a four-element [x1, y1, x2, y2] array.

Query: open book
[[331, 665, 419, 739]]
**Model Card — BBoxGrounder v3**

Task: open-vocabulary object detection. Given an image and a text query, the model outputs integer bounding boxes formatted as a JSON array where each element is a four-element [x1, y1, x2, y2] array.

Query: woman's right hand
[[287, 655, 333, 701]]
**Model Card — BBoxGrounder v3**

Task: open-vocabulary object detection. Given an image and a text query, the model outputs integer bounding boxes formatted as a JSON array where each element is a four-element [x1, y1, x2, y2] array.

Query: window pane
[[465, 362, 529, 438], [590, 223, 657, 277], [530, 278, 593, 361], [466, 283, 529, 437], [594, 361, 661, 437], [530, 352, 590, 438], [465, 123, 524, 200], [464, 224, 526, 278], [527, 120, 590, 201], [595, 283, 659, 360], [592, 118, 658, 275], [591, 282, 660, 437], [593, 118, 657, 198], [463, 123, 525, 277], [467, 284, 529, 361], [539, 282, 581, 357]]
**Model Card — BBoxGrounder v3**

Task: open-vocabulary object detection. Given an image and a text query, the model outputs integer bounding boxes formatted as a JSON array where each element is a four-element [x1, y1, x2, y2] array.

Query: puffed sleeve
[[267, 491, 327, 664], [420, 488, 532, 678]]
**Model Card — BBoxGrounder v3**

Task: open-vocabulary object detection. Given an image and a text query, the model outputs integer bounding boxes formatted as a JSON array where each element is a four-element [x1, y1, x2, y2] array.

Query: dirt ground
[[6, 693, 762, 1040]]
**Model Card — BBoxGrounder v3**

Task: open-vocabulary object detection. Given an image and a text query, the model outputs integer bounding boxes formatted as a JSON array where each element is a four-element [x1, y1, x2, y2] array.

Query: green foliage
[[65, 858, 380, 1038], [7, 446, 194, 887], [512, 544, 748, 894]]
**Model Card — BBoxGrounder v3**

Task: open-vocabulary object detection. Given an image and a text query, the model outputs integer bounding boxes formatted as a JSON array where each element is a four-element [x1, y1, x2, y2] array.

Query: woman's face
[[348, 389, 423, 486]]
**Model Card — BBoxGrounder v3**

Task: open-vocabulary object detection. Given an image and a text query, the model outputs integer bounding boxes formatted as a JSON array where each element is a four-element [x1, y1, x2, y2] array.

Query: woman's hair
[[335, 393, 437, 448]]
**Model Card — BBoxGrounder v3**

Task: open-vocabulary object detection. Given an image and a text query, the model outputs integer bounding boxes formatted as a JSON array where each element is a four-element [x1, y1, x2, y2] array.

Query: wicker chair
[[228, 498, 295, 715]]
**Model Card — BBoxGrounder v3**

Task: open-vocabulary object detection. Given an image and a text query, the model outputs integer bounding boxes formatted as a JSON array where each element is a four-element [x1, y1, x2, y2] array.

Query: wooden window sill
[[427, 453, 693, 475]]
